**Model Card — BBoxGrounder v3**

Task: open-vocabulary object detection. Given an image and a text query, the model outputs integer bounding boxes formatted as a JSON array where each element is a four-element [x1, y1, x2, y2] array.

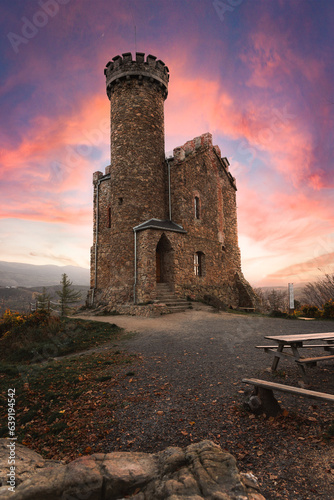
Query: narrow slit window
[[194, 196, 200, 219], [107, 206, 111, 228], [194, 251, 204, 276]]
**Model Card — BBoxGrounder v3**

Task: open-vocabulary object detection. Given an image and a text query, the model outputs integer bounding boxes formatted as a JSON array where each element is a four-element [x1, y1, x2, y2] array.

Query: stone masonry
[[89, 52, 255, 310]]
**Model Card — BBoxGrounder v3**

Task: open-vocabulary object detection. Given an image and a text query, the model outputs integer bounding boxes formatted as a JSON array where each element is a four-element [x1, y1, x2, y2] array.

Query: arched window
[[194, 251, 204, 277], [194, 196, 200, 219]]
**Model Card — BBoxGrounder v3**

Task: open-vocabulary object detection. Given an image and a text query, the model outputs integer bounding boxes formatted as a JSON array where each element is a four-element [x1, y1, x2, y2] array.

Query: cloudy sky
[[1, 0, 333, 286]]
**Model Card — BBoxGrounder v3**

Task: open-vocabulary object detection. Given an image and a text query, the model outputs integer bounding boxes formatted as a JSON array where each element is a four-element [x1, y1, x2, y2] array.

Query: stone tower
[[90, 52, 255, 312], [107, 52, 169, 223], [90, 52, 170, 305]]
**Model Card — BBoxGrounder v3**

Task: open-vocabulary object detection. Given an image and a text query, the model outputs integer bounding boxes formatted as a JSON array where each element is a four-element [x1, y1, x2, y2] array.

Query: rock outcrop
[[0, 439, 265, 499]]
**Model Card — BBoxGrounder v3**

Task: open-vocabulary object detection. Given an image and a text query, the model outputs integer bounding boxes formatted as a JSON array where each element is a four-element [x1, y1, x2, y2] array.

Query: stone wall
[[161, 133, 252, 307]]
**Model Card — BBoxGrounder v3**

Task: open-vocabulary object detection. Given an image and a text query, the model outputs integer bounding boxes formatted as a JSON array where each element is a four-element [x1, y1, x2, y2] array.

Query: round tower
[[104, 52, 169, 225]]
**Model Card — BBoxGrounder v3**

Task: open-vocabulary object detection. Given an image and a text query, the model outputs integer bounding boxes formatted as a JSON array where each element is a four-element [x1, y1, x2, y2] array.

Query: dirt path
[[72, 308, 334, 500]]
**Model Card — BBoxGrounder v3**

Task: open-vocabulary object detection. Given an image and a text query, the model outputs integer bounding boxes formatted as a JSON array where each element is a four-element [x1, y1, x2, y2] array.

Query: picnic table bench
[[242, 378, 334, 416], [257, 332, 334, 384]]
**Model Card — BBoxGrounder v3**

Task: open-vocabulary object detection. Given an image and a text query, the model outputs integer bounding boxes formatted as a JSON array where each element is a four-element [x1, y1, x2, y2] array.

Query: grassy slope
[[0, 317, 138, 460]]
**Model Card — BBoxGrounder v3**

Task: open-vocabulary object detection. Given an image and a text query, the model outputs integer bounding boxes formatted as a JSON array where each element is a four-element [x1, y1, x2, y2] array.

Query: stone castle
[[89, 52, 254, 311]]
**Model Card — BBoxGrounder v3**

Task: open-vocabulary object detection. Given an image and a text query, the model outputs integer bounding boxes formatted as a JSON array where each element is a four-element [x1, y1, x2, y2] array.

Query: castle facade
[[89, 52, 254, 310]]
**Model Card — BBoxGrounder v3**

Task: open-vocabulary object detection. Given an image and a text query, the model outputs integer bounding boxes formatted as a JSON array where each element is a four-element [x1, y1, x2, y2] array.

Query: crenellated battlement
[[171, 133, 236, 189], [172, 133, 213, 161], [104, 52, 169, 100]]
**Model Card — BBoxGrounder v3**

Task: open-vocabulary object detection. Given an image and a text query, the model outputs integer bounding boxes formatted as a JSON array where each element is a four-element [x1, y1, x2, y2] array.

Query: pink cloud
[[237, 183, 333, 250], [240, 30, 323, 91], [267, 252, 334, 282], [164, 50, 333, 285], [165, 62, 320, 192], [0, 92, 109, 223]]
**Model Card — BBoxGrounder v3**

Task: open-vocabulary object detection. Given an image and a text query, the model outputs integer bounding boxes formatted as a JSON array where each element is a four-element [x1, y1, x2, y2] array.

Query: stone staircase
[[156, 283, 190, 313]]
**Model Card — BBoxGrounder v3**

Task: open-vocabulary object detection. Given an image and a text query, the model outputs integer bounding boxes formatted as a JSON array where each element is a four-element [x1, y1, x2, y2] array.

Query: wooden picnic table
[[259, 332, 334, 384]]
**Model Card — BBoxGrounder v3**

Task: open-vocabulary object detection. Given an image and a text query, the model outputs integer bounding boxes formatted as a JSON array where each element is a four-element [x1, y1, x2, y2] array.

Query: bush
[[302, 273, 334, 308], [301, 305, 321, 318], [0, 309, 52, 337], [269, 310, 289, 318], [0, 309, 62, 362], [0, 309, 25, 338], [322, 300, 334, 319]]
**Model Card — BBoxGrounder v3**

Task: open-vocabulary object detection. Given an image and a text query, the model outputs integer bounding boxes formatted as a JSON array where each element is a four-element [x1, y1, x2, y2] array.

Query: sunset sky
[[0, 0, 333, 286]]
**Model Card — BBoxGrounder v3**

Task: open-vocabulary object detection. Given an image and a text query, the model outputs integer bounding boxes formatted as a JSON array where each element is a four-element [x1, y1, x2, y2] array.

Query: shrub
[[0, 309, 25, 338], [322, 299, 334, 319], [0, 309, 61, 362], [301, 305, 321, 318], [269, 310, 289, 318]]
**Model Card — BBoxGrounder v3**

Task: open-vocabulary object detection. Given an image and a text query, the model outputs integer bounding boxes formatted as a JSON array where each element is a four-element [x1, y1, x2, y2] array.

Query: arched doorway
[[156, 234, 174, 283]]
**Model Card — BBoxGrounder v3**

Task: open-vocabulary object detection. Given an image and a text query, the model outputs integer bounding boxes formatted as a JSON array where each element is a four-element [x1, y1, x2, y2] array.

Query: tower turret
[[105, 52, 169, 225]]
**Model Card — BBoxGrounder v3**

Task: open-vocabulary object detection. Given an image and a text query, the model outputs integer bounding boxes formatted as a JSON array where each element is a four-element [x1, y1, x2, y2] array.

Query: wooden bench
[[242, 378, 334, 416], [296, 354, 334, 367], [256, 344, 332, 350]]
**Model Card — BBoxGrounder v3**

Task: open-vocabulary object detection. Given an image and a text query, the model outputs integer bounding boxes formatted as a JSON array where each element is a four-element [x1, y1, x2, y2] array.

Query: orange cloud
[[267, 252, 334, 281], [165, 56, 323, 193], [0, 92, 110, 223]]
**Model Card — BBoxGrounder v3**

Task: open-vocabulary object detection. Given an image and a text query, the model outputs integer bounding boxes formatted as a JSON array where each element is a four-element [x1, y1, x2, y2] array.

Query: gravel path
[[76, 306, 334, 500]]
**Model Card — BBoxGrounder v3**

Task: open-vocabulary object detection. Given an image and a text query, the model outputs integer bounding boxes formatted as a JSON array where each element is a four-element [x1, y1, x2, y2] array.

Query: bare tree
[[266, 289, 287, 312], [254, 288, 287, 312], [302, 273, 334, 308]]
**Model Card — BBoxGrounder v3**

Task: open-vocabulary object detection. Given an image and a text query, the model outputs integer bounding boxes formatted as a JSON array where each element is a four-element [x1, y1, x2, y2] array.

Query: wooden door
[[156, 251, 161, 282]]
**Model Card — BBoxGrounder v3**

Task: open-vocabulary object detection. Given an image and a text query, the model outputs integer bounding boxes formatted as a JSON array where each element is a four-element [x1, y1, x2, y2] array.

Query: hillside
[[0, 285, 89, 315], [0, 261, 89, 287]]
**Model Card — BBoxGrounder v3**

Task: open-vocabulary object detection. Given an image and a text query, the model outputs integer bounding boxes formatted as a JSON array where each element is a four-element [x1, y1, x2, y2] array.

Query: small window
[[107, 206, 111, 228], [194, 251, 204, 277], [194, 196, 200, 219], [221, 245, 226, 261], [118, 197, 123, 205]]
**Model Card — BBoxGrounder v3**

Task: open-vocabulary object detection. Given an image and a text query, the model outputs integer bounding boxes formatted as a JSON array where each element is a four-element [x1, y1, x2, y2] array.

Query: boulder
[[0, 439, 265, 499]]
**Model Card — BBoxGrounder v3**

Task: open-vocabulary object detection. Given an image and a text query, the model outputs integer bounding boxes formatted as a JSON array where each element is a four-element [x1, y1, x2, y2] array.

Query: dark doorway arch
[[156, 234, 174, 283]]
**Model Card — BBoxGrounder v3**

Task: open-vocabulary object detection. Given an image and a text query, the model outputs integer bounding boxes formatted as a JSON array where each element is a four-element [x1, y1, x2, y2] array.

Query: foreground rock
[[0, 439, 265, 499]]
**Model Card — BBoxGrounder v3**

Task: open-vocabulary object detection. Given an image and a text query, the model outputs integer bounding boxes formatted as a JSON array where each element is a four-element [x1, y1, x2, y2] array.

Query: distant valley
[[0, 261, 89, 287], [0, 261, 90, 314]]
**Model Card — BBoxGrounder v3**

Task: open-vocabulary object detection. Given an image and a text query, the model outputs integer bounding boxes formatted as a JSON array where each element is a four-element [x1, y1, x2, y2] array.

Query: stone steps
[[156, 283, 190, 312]]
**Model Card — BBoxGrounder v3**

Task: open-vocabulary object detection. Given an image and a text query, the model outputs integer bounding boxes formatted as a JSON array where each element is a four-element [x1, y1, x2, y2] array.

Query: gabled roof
[[133, 218, 187, 233]]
